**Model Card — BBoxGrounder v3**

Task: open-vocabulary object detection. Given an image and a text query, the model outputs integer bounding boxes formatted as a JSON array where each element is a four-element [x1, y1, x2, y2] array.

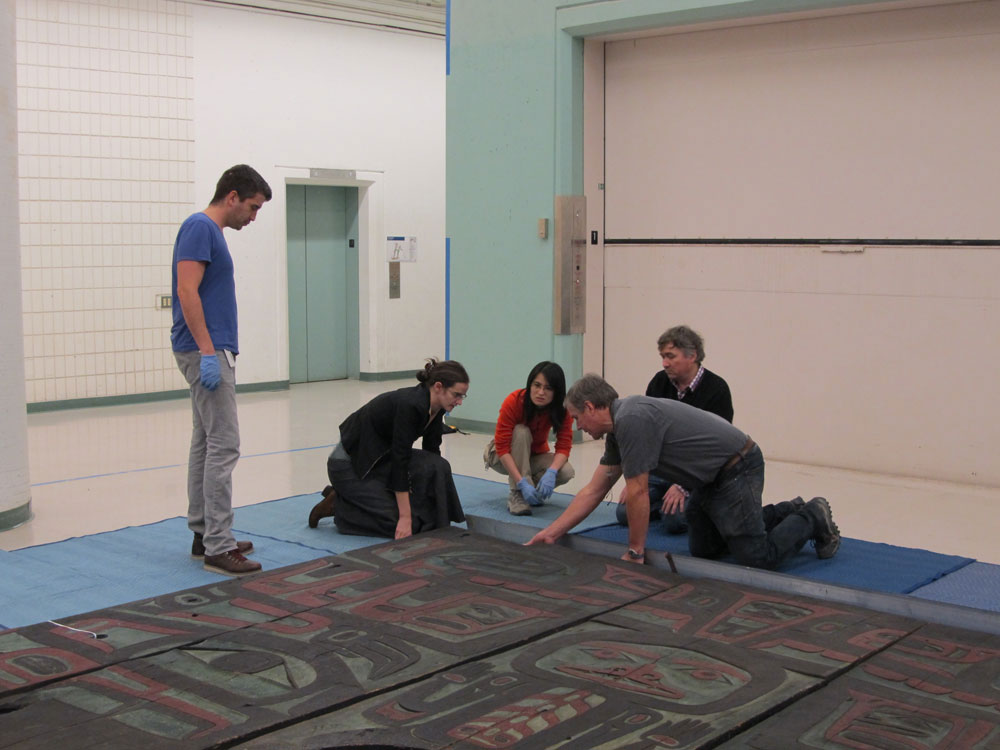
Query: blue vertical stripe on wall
[[445, 236, 451, 359]]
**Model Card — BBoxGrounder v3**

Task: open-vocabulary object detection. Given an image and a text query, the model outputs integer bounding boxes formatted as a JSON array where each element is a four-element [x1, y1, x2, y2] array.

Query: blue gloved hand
[[200, 353, 221, 391], [517, 477, 542, 506], [536, 468, 558, 501]]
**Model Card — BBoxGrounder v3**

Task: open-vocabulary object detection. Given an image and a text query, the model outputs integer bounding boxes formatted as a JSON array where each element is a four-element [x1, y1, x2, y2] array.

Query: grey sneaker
[[507, 490, 532, 516], [805, 497, 840, 559], [191, 533, 253, 558], [204, 549, 262, 576]]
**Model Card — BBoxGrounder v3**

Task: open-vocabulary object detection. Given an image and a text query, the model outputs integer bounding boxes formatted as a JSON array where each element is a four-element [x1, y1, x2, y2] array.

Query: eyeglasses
[[449, 388, 469, 401]]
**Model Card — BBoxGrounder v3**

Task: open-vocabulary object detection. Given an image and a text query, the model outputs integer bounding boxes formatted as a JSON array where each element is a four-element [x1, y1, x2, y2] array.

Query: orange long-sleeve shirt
[[493, 389, 573, 458]]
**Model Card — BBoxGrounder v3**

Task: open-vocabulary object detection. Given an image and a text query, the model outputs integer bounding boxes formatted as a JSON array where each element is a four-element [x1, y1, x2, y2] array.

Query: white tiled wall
[[16, 0, 194, 403]]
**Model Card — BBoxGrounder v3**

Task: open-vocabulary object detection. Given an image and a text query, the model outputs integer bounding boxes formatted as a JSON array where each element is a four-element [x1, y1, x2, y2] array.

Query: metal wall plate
[[553, 195, 586, 334], [389, 261, 400, 298]]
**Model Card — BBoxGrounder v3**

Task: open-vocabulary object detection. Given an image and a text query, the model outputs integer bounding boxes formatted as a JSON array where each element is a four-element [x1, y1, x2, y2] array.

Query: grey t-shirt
[[601, 396, 749, 487]]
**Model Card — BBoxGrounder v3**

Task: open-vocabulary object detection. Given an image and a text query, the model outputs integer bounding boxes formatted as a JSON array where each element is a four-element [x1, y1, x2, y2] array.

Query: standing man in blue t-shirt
[[171, 165, 272, 576]]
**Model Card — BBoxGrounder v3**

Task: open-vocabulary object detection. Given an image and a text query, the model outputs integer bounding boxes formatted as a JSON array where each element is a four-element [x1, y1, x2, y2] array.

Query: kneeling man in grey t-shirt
[[526, 374, 840, 567]]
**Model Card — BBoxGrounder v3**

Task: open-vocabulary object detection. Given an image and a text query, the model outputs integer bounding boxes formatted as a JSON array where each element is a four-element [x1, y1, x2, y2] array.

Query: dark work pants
[[686, 445, 814, 570]]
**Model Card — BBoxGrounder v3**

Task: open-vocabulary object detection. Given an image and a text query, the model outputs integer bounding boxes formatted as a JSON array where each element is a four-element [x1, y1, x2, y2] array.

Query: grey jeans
[[174, 350, 239, 556]]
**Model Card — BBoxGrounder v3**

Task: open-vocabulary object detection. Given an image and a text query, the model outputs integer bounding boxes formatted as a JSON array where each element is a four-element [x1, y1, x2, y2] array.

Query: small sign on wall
[[386, 236, 417, 262]]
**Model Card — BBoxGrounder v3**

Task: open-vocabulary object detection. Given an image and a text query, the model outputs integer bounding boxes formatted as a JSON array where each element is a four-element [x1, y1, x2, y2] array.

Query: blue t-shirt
[[170, 213, 238, 354]]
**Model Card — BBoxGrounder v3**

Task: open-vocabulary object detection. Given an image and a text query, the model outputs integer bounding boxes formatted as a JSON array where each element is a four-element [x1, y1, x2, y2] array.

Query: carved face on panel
[[538, 640, 751, 705]]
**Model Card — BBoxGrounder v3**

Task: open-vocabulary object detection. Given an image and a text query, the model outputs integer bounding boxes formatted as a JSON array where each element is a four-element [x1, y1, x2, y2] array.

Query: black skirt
[[327, 448, 465, 537]]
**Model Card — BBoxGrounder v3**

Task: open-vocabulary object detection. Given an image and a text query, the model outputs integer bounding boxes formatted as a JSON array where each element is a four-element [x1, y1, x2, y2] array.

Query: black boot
[[308, 486, 336, 528], [803, 497, 840, 559]]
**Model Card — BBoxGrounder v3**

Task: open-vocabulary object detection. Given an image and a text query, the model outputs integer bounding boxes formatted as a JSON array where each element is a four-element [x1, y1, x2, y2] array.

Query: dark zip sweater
[[338, 383, 443, 492], [645, 368, 734, 423]]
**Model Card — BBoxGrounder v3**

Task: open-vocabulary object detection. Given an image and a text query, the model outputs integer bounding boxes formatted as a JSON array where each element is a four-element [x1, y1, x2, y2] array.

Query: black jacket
[[645, 368, 734, 423], [338, 383, 443, 492]]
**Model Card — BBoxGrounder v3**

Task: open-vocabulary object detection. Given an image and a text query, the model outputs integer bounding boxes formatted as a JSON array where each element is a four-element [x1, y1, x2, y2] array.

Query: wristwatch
[[627, 548, 644, 560]]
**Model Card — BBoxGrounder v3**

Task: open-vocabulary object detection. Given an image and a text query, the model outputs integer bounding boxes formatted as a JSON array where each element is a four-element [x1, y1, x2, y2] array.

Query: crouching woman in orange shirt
[[483, 361, 575, 516]]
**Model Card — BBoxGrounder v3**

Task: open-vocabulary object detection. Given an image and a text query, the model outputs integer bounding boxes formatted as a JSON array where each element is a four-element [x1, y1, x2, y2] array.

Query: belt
[[721, 436, 756, 473]]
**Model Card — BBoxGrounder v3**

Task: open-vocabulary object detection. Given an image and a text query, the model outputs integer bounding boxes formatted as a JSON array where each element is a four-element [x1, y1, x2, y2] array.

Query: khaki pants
[[483, 424, 575, 491]]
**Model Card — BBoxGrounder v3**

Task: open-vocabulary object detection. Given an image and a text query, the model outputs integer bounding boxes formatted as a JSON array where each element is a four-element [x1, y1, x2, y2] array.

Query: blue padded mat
[[909, 562, 1000, 612], [0, 515, 338, 631], [232, 492, 386, 553], [0, 475, 615, 631], [0, 478, 983, 632], [451, 474, 620, 530], [577, 522, 974, 595], [259, 475, 622, 547]]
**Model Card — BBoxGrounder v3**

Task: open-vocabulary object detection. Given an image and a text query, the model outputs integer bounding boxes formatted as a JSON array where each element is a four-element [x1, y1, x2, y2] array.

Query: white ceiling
[[203, 0, 447, 36]]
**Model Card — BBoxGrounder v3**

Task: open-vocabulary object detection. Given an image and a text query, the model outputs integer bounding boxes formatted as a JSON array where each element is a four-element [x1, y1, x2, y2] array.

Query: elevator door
[[287, 184, 355, 383]]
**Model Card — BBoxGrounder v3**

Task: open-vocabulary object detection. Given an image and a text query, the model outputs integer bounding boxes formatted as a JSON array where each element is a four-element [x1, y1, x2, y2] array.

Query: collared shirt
[[675, 365, 706, 401]]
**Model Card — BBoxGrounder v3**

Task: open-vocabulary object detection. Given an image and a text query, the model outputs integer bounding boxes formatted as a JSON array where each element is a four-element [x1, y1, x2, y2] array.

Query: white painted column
[[0, 1, 32, 531]]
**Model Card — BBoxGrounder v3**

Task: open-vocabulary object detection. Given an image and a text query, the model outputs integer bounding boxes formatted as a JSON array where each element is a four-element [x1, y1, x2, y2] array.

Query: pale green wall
[[446, 0, 889, 427], [447, 0, 587, 427]]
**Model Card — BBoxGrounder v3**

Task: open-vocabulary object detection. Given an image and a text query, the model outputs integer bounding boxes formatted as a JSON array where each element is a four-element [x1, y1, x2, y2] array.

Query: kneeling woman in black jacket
[[308, 359, 469, 539]]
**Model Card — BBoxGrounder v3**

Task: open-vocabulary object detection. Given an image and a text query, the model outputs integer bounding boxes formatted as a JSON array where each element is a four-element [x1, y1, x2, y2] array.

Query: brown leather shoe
[[204, 549, 262, 576], [191, 533, 253, 558], [308, 486, 336, 528]]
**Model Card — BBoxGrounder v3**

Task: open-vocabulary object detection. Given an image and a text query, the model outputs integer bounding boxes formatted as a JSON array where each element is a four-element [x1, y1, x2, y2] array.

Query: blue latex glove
[[517, 477, 542, 506], [200, 353, 221, 391], [536, 468, 558, 501]]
